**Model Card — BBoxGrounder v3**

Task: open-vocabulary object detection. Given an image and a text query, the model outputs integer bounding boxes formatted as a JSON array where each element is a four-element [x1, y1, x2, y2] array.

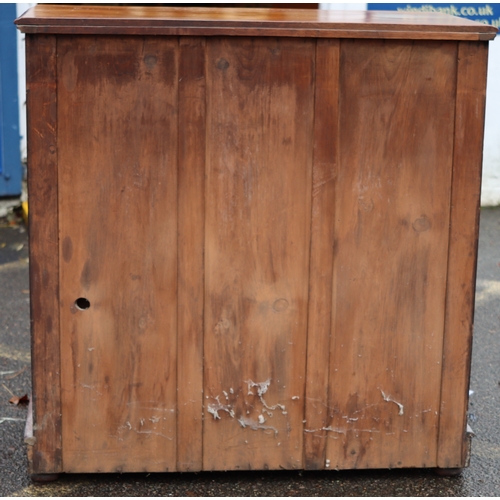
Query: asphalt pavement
[[0, 205, 499, 496]]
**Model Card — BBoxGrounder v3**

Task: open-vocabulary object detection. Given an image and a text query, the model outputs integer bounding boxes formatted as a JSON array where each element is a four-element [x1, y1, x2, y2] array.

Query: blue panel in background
[[367, 3, 500, 32], [0, 3, 22, 197]]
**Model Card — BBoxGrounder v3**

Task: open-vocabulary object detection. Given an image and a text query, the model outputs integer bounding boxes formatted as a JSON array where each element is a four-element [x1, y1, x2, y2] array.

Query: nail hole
[[75, 297, 90, 311]]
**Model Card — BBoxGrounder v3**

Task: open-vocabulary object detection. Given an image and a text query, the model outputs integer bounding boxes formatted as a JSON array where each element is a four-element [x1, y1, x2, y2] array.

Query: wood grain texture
[[57, 36, 179, 473], [25, 34, 62, 475], [176, 37, 206, 472], [437, 41, 489, 469], [203, 37, 314, 471], [325, 39, 457, 470], [303, 38, 339, 470], [15, 5, 497, 40]]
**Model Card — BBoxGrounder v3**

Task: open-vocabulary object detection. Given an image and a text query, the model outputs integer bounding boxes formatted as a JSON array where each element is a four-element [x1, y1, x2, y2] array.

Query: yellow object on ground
[[22, 201, 28, 223]]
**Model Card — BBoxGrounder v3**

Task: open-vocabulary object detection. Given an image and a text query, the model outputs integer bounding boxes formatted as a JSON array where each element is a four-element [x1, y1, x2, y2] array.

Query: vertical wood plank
[[326, 39, 457, 470], [303, 38, 339, 470], [26, 34, 62, 474], [177, 36, 206, 472], [57, 35, 178, 472], [437, 41, 489, 469], [203, 37, 315, 471]]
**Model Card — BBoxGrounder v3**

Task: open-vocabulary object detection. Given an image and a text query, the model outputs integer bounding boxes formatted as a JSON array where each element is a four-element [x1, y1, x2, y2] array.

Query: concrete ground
[[1, 205, 499, 496]]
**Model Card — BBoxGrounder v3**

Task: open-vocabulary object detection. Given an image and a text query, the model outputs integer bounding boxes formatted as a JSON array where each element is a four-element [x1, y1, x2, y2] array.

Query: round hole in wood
[[75, 297, 91, 311]]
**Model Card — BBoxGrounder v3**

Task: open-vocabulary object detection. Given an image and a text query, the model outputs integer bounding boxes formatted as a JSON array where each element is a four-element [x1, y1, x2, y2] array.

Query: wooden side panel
[[57, 36, 178, 472], [303, 38, 339, 469], [203, 37, 315, 470], [437, 41, 489, 468], [325, 39, 457, 469], [26, 34, 62, 474], [177, 37, 206, 472]]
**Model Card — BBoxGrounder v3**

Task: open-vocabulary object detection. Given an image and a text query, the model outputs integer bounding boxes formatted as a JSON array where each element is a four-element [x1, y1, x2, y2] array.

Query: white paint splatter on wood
[[238, 416, 278, 436], [380, 389, 404, 415]]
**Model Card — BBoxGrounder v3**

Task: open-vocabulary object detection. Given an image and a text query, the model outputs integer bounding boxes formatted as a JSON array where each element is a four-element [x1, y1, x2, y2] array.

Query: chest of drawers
[[16, 5, 496, 476]]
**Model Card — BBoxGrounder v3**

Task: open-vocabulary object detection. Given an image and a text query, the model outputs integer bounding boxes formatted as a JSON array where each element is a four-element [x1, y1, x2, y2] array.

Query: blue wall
[[0, 3, 22, 197]]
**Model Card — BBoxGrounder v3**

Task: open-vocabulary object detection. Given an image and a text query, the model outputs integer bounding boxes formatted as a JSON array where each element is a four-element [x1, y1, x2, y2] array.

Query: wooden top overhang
[[15, 5, 498, 40]]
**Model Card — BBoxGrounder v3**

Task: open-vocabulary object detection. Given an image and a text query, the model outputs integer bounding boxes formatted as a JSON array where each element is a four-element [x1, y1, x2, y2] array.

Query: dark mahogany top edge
[[15, 5, 498, 40]]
